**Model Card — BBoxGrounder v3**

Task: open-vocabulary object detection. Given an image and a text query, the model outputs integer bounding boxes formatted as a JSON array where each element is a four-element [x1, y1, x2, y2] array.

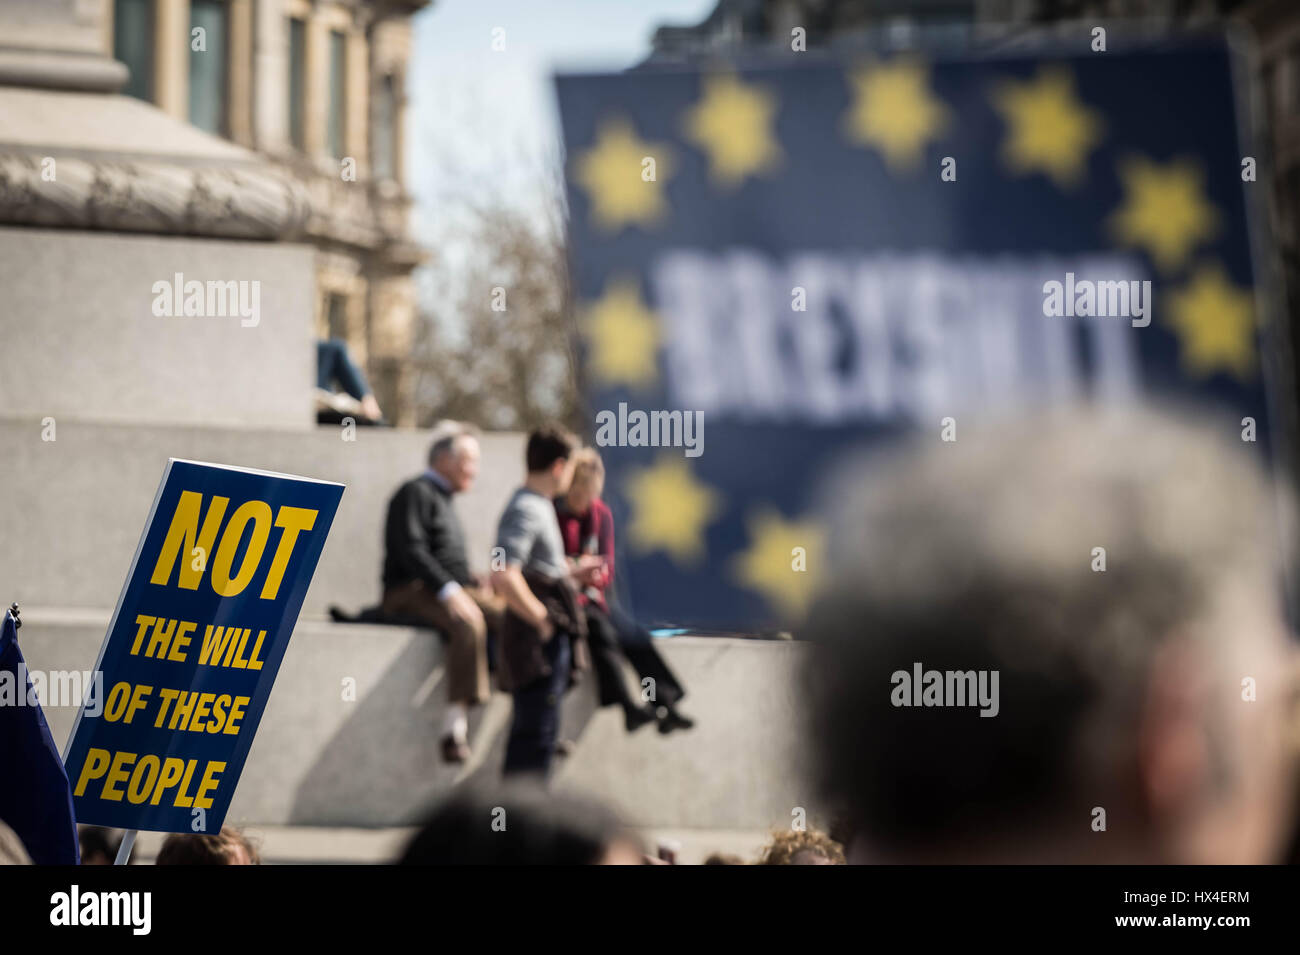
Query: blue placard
[[63, 460, 344, 833], [556, 38, 1278, 632]]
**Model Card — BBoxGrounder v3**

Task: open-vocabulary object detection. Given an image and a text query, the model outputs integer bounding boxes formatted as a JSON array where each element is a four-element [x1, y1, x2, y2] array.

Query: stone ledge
[[18, 613, 817, 831]]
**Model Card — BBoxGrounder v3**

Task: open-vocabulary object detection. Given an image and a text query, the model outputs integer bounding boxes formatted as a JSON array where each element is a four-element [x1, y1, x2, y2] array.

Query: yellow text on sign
[[99, 681, 250, 733], [73, 749, 226, 809], [149, 491, 318, 599], [128, 615, 267, 670]]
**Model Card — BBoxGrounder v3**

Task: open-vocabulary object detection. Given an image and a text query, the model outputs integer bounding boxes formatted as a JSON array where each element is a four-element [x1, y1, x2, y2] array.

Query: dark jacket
[[496, 568, 590, 693], [382, 474, 472, 592]]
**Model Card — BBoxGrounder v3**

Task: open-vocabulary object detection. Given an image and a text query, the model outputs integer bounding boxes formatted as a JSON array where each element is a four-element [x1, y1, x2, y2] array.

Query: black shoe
[[624, 704, 657, 732], [656, 706, 695, 734]]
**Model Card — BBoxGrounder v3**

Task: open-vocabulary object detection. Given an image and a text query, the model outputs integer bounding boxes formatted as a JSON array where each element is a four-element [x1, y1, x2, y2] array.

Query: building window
[[189, 0, 229, 136], [373, 73, 397, 181], [328, 30, 347, 158], [326, 293, 349, 340], [114, 0, 154, 102], [288, 17, 306, 149]]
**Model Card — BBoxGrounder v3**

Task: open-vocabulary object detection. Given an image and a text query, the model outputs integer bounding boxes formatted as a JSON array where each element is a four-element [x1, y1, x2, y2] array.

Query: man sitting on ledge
[[381, 422, 503, 764]]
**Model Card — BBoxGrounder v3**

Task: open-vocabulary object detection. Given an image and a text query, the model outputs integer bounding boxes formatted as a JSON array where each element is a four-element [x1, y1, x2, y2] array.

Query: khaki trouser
[[382, 580, 503, 706]]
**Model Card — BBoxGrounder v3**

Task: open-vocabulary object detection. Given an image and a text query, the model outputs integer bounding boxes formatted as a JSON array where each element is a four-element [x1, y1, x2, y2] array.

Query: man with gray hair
[[382, 422, 503, 763], [808, 406, 1297, 863]]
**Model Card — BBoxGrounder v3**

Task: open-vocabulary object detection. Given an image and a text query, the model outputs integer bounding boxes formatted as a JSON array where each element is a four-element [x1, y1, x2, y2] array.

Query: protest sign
[[63, 460, 343, 833]]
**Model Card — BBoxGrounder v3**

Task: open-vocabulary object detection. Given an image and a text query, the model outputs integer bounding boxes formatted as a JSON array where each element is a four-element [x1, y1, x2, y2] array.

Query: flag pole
[[114, 830, 137, 865]]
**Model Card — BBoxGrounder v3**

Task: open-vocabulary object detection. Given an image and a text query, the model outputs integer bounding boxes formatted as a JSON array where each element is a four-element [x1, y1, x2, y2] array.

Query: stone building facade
[[102, 0, 427, 424]]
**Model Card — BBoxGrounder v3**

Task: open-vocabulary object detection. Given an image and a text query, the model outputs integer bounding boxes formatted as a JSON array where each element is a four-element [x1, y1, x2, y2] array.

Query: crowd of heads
[[399, 786, 848, 865], [69, 825, 260, 865]]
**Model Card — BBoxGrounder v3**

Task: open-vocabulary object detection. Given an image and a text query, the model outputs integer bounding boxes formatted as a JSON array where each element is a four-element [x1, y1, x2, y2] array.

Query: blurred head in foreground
[[399, 787, 644, 865], [156, 826, 259, 865], [757, 828, 846, 865], [809, 406, 1297, 864], [703, 852, 747, 865], [78, 826, 120, 865]]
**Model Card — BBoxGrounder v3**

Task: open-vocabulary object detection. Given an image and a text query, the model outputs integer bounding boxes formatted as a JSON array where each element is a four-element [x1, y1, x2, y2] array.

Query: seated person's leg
[[467, 586, 505, 676], [609, 605, 686, 708], [317, 338, 383, 421], [588, 606, 658, 729], [382, 580, 444, 627], [444, 613, 490, 707], [504, 635, 569, 777], [609, 605, 692, 732], [536, 632, 573, 771], [383, 581, 488, 762], [468, 586, 506, 632], [316, 339, 344, 392]]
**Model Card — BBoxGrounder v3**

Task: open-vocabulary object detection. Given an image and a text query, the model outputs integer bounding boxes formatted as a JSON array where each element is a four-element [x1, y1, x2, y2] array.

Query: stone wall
[[0, 418, 525, 616], [0, 227, 315, 430]]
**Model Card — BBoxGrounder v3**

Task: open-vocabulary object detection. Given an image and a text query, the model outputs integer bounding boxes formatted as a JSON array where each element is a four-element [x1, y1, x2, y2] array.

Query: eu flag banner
[[556, 40, 1276, 632], [63, 460, 343, 833]]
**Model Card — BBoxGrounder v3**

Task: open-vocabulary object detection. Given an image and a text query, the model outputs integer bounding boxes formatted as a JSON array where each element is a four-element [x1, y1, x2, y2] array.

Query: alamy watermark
[[151, 273, 261, 327], [0, 666, 102, 715], [1043, 272, 1151, 327], [594, 402, 703, 457], [50, 886, 151, 935], [891, 662, 999, 717]]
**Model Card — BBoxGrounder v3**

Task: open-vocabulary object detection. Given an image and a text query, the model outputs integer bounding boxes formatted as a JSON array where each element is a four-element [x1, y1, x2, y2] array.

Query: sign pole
[[114, 830, 137, 865]]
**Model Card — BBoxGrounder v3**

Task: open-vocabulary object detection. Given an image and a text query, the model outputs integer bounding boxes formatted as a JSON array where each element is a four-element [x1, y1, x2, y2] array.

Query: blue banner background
[[556, 40, 1277, 631]]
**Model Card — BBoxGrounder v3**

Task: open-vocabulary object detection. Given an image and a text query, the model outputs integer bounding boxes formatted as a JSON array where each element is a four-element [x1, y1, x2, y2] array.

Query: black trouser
[[584, 604, 684, 711]]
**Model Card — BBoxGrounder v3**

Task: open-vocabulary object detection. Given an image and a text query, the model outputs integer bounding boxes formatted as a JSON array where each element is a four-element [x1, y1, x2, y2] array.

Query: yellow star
[[1166, 264, 1255, 381], [582, 278, 660, 389], [624, 457, 720, 565], [731, 509, 826, 619], [573, 117, 674, 231], [1110, 156, 1218, 272], [843, 58, 949, 172], [991, 67, 1102, 188], [683, 72, 781, 187]]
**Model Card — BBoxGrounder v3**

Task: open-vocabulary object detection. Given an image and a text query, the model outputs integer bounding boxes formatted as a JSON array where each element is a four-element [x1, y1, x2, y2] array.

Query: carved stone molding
[[0, 49, 128, 94], [0, 152, 312, 240]]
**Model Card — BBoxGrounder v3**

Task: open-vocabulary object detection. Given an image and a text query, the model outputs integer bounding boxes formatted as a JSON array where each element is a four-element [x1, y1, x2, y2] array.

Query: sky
[[407, 0, 716, 248]]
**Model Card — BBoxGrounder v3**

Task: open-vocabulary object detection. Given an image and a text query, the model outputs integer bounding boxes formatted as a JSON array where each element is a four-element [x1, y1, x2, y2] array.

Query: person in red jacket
[[555, 449, 692, 734]]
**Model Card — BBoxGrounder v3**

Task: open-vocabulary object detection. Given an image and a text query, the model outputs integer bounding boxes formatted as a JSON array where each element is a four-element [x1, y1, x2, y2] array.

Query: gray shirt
[[496, 487, 569, 580]]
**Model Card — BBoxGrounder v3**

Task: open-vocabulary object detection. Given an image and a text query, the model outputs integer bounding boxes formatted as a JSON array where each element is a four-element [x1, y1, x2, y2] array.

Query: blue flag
[[0, 608, 79, 864]]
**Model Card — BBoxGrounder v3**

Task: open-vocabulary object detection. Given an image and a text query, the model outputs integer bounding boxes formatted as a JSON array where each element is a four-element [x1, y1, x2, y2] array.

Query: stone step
[[14, 610, 817, 833]]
